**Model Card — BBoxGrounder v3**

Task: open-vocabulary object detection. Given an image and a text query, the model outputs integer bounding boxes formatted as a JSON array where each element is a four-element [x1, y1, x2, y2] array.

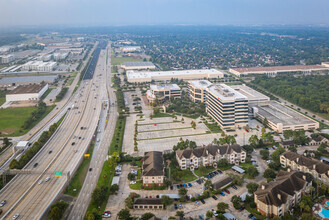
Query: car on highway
[[38, 180, 43, 185], [45, 177, 50, 182], [13, 214, 20, 219], [33, 163, 38, 168], [48, 150, 52, 154], [89, 168, 93, 171], [71, 142, 75, 146], [0, 200, 6, 207]]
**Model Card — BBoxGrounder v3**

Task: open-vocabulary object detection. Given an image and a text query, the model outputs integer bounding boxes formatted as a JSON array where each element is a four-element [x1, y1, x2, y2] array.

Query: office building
[[249, 101, 319, 132], [121, 46, 141, 53], [0, 55, 15, 64], [176, 144, 246, 170], [142, 151, 165, 187], [254, 170, 312, 218], [127, 69, 224, 83], [6, 83, 48, 102], [280, 151, 329, 185], [21, 61, 56, 72], [188, 80, 212, 103], [206, 84, 248, 129], [121, 61, 156, 71], [146, 84, 181, 103]]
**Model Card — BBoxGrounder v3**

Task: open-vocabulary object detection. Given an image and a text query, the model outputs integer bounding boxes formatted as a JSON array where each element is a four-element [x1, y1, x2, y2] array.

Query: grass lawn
[[153, 113, 174, 118], [204, 121, 222, 133], [218, 164, 234, 171], [239, 162, 253, 170], [245, 204, 266, 220], [0, 90, 9, 106], [0, 105, 55, 137], [66, 72, 77, 86], [64, 143, 95, 197], [194, 166, 215, 177], [111, 56, 142, 66], [129, 180, 142, 190], [170, 164, 197, 183]]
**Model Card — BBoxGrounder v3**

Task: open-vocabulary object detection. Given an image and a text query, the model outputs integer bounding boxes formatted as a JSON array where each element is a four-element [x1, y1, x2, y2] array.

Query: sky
[[1, 0, 329, 27]]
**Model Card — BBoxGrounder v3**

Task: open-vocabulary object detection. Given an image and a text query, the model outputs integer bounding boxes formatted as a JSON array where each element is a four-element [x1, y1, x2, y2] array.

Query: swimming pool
[[319, 201, 329, 218]]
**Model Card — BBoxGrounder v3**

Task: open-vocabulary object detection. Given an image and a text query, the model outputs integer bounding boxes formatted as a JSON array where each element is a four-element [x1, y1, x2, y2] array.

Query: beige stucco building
[[254, 170, 312, 218], [142, 151, 165, 187], [280, 151, 329, 185], [176, 144, 246, 170]]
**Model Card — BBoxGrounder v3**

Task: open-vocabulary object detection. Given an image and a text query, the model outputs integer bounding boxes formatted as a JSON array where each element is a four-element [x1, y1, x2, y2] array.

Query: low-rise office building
[[250, 101, 319, 133], [21, 61, 57, 72], [254, 170, 312, 218], [142, 151, 165, 187], [133, 198, 164, 210], [206, 84, 248, 129], [121, 46, 141, 53], [146, 84, 181, 103], [127, 69, 224, 83], [230, 84, 270, 103], [121, 61, 156, 70], [6, 83, 48, 102], [176, 144, 246, 170], [280, 151, 329, 185]]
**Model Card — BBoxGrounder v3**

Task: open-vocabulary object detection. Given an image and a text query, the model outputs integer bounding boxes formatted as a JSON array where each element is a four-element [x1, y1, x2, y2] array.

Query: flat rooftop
[[8, 83, 47, 94], [0, 75, 58, 84], [189, 80, 213, 89], [207, 83, 247, 101], [250, 101, 316, 126], [122, 61, 155, 67], [230, 84, 270, 102], [150, 84, 180, 91], [231, 64, 329, 74], [127, 69, 224, 80]]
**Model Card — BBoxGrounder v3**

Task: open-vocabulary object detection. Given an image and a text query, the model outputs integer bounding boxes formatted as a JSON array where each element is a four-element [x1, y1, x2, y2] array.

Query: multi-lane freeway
[[0, 41, 109, 220], [68, 43, 117, 220]]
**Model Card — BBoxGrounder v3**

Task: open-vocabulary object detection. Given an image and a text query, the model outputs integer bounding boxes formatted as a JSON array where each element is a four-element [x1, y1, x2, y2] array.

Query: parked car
[[0, 200, 6, 207], [183, 184, 187, 187], [170, 185, 174, 190], [232, 185, 238, 190], [217, 170, 223, 174], [130, 181, 136, 184], [248, 214, 254, 219], [13, 214, 20, 219], [212, 195, 218, 200], [200, 199, 205, 204], [176, 184, 180, 189], [174, 204, 178, 209], [195, 201, 200, 206], [178, 203, 183, 209], [188, 183, 192, 187], [220, 192, 225, 196], [239, 206, 245, 211], [225, 189, 230, 194]]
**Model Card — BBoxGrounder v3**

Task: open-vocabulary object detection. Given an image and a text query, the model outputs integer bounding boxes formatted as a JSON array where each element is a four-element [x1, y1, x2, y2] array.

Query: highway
[[68, 43, 118, 220], [0, 41, 108, 220]]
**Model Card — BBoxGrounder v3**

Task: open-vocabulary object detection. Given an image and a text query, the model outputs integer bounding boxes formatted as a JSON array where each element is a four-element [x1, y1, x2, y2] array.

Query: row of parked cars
[[206, 170, 222, 179]]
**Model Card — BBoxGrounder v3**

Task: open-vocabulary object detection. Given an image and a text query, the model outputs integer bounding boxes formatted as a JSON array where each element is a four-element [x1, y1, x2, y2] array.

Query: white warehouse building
[[21, 61, 56, 72], [6, 83, 49, 102]]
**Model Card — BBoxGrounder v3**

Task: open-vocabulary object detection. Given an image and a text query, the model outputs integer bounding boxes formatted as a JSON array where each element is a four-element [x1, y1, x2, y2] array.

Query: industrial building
[[120, 61, 156, 71], [146, 84, 181, 103], [127, 69, 224, 83], [229, 64, 329, 77], [120, 46, 141, 53], [53, 52, 69, 61], [206, 84, 248, 129], [21, 61, 57, 72], [230, 84, 270, 103], [6, 83, 48, 102], [249, 101, 319, 132], [0, 75, 58, 87], [59, 48, 84, 55]]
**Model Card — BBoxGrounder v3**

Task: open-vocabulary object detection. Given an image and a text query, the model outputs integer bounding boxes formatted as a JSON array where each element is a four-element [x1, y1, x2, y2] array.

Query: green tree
[[127, 173, 135, 181], [248, 135, 259, 147], [217, 202, 229, 213], [153, 107, 160, 115], [271, 146, 286, 163], [264, 168, 277, 179], [178, 187, 188, 196], [91, 186, 108, 206], [288, 146, 297, 152], [246, 166, 259, 178], [176, 211, 184, 217], [161, 195, 173, 206], [263, 118, 269, 127], [118, 208, 131, 220], [141, 212, 155, 220], [228, 174, 244, 186], [261, 126, 266, 134], [246, 182, 259, 194], [217, 159, 229, 168], [283, 130, 294, 140], [260, 149, 269, 160], [48, 206, 61, 220], [204, 180, 212, 189], [206, 210, 214, 218], [108, 152, 119, 169]]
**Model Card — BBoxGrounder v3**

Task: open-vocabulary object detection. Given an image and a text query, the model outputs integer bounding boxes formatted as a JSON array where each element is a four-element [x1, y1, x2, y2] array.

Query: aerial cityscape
[[1, 1, 329, 220]]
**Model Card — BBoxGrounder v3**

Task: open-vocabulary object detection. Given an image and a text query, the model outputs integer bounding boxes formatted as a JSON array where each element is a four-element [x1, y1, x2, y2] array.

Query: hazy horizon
[[1, 0, 329, 27]]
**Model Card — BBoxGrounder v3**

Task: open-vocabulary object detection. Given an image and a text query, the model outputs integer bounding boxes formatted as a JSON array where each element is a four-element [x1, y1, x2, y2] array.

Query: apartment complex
[[146, 84, 181, 103], [250, 101, 319, 132], [280, 151, 329, 185], [0, 55, 15, 64], [188, 80, 212, 103], [176, 144, 246, 170], [254, 170, 312, 218], [206, 84, 248, 129], [142, 151, 165, 187]]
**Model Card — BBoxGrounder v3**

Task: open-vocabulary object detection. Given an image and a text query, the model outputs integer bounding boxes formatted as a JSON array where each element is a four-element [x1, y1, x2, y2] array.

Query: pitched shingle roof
[[212, 176, 233, 190], [142, 151, 164, 176], [255, 171, 313, 206], [176, 144, 245, 159], [134, 198, 163, 205]]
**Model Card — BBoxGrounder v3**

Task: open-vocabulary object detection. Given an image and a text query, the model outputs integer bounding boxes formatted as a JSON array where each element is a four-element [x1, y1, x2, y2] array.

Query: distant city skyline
[[1, 0, 329, 27]]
